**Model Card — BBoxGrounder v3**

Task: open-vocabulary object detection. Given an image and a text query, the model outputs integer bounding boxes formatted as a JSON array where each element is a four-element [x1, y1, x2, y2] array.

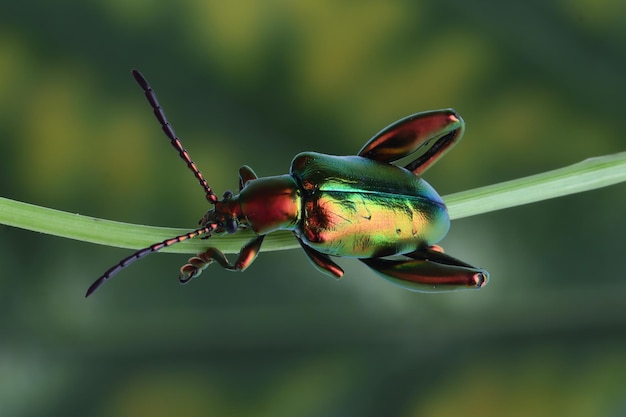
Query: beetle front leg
[[358, 109, 465, 175], [179, 235, 265, 283], [360, 246, 488, 292], [239, 165, 258, 190]]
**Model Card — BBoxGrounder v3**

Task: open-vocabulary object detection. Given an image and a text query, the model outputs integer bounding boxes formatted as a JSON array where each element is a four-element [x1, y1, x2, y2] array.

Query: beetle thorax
[[238, 174, 301, 235], [199, 174, 301, 236]]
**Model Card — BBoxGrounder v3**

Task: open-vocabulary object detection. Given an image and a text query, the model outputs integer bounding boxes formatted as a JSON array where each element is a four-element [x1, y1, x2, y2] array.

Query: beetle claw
[[178, 268, 194, 284], [179, 255, 212, 283], [179, 266, 198, 284]]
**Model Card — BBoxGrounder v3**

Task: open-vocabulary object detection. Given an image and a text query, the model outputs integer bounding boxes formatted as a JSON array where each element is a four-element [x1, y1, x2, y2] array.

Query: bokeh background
[[1, 1, 625, 416]]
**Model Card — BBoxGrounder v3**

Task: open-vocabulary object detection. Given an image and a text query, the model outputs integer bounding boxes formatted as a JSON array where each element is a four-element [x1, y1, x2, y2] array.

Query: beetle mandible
[[85, 69, 488, 297]]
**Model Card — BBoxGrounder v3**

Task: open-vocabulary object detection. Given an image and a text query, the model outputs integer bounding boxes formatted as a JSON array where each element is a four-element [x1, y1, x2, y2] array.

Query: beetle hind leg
[[360, 246, 488, 292], [358, 109, 465, 175], [179, 235, 265, 283]]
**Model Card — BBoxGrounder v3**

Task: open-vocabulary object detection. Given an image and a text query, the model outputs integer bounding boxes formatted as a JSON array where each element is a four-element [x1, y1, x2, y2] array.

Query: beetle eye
[[224, 218, 237, 234]]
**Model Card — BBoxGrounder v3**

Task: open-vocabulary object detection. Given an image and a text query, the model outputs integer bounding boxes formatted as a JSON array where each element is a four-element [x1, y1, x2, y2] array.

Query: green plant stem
[[1, 152, 625, 254], [445, 152, 626, 219]]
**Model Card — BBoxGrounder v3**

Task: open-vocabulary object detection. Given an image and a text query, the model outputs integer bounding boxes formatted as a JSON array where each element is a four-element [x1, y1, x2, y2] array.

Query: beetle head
[[199, 191, 246, 234]]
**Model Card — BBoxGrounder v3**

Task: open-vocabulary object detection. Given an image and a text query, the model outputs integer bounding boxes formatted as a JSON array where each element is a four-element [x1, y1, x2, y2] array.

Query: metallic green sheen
[[290, 152, 449, 258]]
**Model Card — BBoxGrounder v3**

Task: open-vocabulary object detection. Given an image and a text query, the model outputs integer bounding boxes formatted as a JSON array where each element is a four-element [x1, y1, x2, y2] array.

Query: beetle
[[85, 69, 488, 297]]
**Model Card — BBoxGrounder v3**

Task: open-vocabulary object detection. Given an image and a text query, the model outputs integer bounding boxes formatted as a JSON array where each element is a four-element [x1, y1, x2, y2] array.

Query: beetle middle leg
[[297, 240, 344, 278], [179, 235, 265, 283], [358, 109, 465, 175]]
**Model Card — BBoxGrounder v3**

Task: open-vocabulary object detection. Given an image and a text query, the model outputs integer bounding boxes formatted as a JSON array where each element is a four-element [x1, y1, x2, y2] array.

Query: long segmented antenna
[[131, 69, 218, 204], [86, 70, 223, 297], [85, 224, 217, 297]]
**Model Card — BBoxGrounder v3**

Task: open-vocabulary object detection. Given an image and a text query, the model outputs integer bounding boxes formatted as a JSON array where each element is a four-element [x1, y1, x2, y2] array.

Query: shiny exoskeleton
[[86, 70, 488, 297]]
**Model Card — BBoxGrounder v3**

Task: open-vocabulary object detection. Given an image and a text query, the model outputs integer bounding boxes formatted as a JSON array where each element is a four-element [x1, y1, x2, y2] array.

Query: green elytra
[[85, 70, 488, 297]]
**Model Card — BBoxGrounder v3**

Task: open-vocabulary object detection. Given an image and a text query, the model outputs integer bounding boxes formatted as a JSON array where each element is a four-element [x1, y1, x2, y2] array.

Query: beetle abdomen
[[291, 152, 449, 258], [299, 190, 448, 257]]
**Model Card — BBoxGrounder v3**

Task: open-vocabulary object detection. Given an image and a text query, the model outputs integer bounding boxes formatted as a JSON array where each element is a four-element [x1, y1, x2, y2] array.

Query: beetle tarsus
[[178, 235, 266, 284], [179, 262, 206, 284]]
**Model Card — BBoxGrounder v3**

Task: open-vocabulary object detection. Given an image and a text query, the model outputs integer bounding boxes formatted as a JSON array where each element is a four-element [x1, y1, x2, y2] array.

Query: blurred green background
[[1, 1, 625, 416]]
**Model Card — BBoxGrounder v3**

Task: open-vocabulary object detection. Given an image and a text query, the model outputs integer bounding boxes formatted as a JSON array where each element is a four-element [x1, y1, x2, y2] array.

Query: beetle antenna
[[131, 69, 218, 204], [85, 224, 217, 297]]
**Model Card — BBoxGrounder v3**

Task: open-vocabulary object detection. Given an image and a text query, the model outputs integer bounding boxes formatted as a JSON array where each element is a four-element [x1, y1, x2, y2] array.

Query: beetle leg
[[360, 246, 488, 292], [358, 109, 464, 175], [179, 235, 265, 283], [239, 165, 258, 190], [298, 240, 344, 278], [404, 246, 479, 268]]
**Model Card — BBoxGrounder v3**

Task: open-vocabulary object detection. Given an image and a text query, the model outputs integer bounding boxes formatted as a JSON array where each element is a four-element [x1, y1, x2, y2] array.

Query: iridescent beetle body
[[86, 70, 488, 297], [293, 153, 450, 257]]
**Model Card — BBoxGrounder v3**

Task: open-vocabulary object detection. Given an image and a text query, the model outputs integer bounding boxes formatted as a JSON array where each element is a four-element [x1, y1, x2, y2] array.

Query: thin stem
[[1, 152, 624, 254], [445, 152, 626, 219]]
